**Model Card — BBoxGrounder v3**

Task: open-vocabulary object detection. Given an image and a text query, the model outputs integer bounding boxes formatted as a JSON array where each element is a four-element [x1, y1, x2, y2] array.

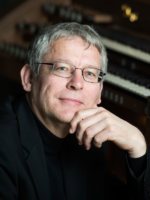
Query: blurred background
[[0, 0, 150, 182]]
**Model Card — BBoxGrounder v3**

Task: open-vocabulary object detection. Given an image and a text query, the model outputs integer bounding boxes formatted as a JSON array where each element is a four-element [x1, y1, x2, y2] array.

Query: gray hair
[[27, 22, 107, 74]]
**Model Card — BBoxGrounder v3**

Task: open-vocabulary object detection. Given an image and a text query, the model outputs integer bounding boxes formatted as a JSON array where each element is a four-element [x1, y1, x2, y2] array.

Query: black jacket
[[0, 95, 147, 200]]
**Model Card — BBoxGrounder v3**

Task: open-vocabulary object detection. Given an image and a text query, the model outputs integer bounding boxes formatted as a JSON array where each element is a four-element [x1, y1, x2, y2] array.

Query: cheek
[[36, 78, 62, 105], [86, 85, 102, 107], [30, 76, 51, 105], [32, 79, 45, 97]]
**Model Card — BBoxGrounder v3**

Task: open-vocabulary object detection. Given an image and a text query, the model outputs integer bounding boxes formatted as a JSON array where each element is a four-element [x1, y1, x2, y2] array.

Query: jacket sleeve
[[126, 151, 149, 200], [143, 149, 150, 200]]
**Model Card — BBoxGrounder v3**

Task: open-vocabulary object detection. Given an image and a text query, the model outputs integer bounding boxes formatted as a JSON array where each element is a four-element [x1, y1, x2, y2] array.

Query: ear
[[20, 64, 33, 92]]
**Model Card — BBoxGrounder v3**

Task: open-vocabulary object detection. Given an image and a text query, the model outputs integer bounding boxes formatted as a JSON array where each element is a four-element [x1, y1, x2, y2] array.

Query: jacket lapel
[[26, 144, 51, 200], [15, 97, 51, 200]]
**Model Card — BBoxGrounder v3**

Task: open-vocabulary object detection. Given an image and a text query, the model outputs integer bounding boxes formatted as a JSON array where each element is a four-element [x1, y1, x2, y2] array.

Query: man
[[0, 22, 147, 200]]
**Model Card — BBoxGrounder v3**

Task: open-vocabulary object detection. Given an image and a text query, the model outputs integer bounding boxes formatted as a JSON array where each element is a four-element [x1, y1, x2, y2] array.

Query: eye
[[84, 68, 98, 78], [54, 63, 70, 72], [86, 71, 96, 77]]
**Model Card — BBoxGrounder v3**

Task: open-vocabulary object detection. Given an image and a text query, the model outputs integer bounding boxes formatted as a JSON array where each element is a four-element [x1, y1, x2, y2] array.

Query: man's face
[[28, 37, 103, 126]]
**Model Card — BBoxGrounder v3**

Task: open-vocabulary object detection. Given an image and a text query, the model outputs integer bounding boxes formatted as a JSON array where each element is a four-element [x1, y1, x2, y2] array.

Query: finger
[[93, 129, 111, 148], [82, 119, 106, 150], [76, 108, 114, 144], [76, 112, 106, 145], [69, 107, 103, 134]]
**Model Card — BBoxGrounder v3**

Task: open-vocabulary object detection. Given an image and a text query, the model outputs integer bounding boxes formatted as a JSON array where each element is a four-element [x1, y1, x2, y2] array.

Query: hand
[[69, 107, 147, 158]]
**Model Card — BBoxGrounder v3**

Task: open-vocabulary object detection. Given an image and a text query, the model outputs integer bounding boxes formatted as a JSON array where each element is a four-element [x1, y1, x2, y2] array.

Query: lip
[[59, 97, 83, 105]]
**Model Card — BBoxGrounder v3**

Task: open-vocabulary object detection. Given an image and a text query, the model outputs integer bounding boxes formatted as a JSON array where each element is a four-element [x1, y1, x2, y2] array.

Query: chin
[[57, 111, 75, 123]]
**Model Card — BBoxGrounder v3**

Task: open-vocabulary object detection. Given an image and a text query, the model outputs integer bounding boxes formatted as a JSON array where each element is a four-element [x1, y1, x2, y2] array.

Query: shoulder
[[0, 95, 16, 119], [0, 95, 18, 134], [0, 95, 23, 142], [0, 94, 27, 120]]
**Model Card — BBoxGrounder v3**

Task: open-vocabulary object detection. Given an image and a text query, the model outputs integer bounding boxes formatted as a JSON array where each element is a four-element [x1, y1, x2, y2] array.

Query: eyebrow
[[45, 59, 101, 69]]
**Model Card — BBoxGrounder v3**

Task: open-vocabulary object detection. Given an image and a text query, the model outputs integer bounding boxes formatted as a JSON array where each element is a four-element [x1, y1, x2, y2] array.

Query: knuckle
[[107, 124, 116, 132], [104, 116, 113, 126], [102, 110, 109, 117], [98, 107, 105, 112]]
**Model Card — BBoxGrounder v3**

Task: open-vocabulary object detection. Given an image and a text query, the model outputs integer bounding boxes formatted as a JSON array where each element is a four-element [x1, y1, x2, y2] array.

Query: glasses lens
[[83, 68, 100, 83], [53, 62, 72, 77]]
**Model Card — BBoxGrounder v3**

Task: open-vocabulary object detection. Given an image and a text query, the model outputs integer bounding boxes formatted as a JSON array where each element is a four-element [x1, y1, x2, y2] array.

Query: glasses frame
[[36, 61, 106, 83]]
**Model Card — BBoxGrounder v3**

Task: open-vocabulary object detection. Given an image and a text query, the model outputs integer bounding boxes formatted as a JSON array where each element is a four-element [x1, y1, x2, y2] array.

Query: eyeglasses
[[37, 61, 106, 83]]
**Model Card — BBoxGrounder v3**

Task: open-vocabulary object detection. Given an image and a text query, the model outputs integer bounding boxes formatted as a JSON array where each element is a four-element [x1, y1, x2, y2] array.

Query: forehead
[[44, 37, 101, 67]]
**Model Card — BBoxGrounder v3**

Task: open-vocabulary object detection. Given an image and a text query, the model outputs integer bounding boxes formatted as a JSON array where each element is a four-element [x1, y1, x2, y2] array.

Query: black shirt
[[38, 121, 68, 200]]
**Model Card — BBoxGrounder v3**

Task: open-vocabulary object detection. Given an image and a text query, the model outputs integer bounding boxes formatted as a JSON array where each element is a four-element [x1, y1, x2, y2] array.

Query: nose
[[66, 69, 84, 90]]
